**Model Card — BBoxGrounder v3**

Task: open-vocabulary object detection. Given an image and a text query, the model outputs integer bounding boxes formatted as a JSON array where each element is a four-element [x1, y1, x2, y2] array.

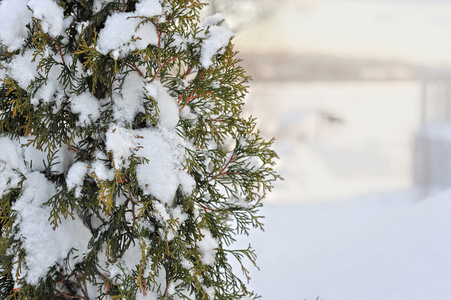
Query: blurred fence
[[414, 68, 451, 198]]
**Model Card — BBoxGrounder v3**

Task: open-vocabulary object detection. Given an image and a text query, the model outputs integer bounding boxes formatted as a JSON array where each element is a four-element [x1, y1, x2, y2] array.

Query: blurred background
[[203, 0, 451, 299]]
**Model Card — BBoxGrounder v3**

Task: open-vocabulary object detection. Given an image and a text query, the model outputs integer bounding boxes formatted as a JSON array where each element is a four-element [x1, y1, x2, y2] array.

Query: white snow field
[[235, 81, 451, 299], [238, 190, 451, 300]]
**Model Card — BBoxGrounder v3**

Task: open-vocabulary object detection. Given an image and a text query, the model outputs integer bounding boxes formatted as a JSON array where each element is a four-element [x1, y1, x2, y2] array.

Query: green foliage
[[0, 0, 280, 299]]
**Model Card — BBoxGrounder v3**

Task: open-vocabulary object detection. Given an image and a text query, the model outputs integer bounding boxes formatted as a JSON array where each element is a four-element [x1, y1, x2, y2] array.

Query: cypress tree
[[0, 0, 279, 299]]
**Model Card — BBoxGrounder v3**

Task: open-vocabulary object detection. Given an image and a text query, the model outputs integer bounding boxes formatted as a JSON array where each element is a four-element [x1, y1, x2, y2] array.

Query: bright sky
[[234, 0, 451, 65]]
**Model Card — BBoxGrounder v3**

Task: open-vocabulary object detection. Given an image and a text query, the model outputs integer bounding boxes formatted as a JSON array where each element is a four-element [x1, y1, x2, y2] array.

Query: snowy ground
[[237, 190, 451, 300], [234, 81, 451, 299]]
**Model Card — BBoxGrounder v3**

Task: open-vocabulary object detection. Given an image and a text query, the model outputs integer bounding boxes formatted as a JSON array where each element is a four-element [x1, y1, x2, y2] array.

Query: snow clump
[[28, 0, 65, 38], [112, 72, 146, 124], [106, 79, 194, 205], [71, 92, 102, 125], [0, 137, 26, 198], [0, 0, 65, 51], [66, 162, 88, 198], [199, 13, 234, 68], [105, 125, 138, 170], [145, 80, 179, 129], [198, 228, 219, 265], [135, 128, 194, 205], [135, 0, 163, 17], [7, 49, 39, 89], [96, 0, 162, 60], [0, 0, 32, 51]]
